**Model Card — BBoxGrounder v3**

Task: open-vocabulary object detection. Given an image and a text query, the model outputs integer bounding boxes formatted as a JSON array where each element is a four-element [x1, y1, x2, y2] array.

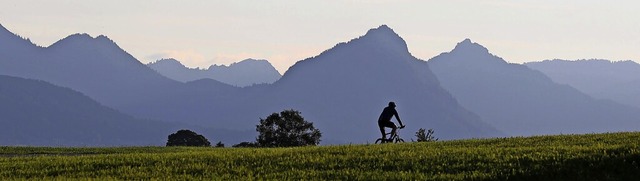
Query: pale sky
[[1, 0, 638, 73]]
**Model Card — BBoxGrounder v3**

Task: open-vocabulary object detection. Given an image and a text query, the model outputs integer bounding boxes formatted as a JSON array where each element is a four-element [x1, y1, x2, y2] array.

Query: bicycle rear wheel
[[375, 138, 383, 144]]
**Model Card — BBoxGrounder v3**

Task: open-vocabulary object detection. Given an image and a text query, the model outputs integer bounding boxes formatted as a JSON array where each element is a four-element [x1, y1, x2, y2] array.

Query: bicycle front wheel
[[375, 138, 383, 144], [395, 138, 405, 143]]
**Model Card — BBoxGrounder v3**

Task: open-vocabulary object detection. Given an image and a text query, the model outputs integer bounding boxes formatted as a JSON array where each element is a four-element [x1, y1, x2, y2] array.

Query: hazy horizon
[[1, 1, 638, 73]]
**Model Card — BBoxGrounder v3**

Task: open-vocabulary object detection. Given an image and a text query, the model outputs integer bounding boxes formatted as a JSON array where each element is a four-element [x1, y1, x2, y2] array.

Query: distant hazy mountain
[[526, 59, 640, 109], [0, 75, 255, 146], [427, 39, 640, 136], [0, 28, 182, 112], [262, 25, 502, 142], [0, 75, 172, 146], [0, 25, 255, 145], [0, 24, 501, 144], [5, 22, 638, 144], [121, 25, 503, 143], [147, 58, 281, 87]]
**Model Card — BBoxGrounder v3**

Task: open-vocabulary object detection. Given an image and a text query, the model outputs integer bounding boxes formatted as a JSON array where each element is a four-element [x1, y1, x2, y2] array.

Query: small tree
[[256, 109, 322, 147], [415, 128, 438, 142], [166, 129, 211, 147], [215, 141, 225, 148]]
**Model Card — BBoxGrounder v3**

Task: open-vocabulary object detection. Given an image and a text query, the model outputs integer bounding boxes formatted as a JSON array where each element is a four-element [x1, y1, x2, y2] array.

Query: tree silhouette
[[166, 129, 211, 147], [256, 109, 321, 147]]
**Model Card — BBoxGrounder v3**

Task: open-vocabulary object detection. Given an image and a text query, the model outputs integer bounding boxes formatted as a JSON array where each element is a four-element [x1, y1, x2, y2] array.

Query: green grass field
[[1, 132, 639, 180]]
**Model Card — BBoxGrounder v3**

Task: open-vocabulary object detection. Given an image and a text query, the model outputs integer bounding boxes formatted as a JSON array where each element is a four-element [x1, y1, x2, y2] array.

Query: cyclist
[[378, 102, 405, 141]]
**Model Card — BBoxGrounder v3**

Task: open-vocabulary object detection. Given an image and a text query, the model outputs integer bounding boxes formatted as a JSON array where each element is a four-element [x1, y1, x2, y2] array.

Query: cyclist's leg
[[390, 123, 398, 139], [381, 121, 396, 140], [378, 122, 386, 139]]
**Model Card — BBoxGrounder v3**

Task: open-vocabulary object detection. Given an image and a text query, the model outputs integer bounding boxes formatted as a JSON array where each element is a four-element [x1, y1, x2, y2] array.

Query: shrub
[[415, 128, 438, 142]]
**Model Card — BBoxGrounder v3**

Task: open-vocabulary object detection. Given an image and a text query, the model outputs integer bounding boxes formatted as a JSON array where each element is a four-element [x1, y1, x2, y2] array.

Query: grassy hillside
[[1, 132, 639, 180]]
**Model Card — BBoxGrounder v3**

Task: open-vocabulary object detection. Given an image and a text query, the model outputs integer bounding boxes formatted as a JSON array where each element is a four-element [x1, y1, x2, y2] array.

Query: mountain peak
[[209, 58, 279, 75], [353, 24, 408, 53], [282, 25, 414, 78], [366, 24, 394, 35], [362, 24, 403, 40], [51, 33, 118, 48], [148, 58, 188, 69], [65, 33, 94, 41], [452, 38, 490, 55], [460, 38, 473, 45], [212, 58, 268, 68], [233, 58, 272, 66], [428, 38, 507, 66]]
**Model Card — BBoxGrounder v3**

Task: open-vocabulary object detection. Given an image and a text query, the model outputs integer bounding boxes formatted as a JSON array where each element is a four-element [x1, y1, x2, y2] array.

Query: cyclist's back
[[378, 106, 397, 123]]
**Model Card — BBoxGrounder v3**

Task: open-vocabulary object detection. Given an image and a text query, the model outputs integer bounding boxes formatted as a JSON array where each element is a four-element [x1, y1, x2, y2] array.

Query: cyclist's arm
[[394, 110, 404, 127]]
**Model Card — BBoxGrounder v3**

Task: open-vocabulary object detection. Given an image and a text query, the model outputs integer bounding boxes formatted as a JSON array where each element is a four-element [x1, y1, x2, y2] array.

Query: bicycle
[[375, 125, 405, 144]]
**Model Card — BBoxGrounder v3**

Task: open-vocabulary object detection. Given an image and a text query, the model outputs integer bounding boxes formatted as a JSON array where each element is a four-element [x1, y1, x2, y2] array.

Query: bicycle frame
[[375, 127, 405, 144]]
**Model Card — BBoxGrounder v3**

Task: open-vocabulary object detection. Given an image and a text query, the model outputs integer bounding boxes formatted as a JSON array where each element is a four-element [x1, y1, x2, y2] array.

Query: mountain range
[[427, 39, 640, 136], [526, 59, 640, 109], [115, 25, 503, 143], [0, 74, 255, 146], [147, 58, 281, 87], [0, 24, 501, 144], [262, 25, 501, 142], [0, 26, 181, 111], [2, 22, 639, 145]]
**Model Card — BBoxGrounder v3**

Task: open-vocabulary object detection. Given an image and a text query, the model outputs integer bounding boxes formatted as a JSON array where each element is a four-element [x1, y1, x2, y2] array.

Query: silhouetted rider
[[378, 102, 404, 140]]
